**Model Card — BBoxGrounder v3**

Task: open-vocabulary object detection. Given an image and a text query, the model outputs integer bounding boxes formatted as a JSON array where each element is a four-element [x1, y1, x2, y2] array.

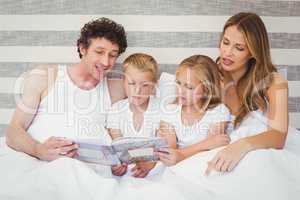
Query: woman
[[205, 12, 289, 174]]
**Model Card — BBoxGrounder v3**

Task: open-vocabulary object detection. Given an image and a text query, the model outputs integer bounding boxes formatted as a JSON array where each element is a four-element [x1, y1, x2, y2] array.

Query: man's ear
[[79, 44, 87, 57]]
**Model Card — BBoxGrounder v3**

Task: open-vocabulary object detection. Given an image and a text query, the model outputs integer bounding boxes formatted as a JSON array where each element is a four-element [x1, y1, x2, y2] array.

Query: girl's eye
[[175, 80, 181, 85], [185, 84, 194, 90]]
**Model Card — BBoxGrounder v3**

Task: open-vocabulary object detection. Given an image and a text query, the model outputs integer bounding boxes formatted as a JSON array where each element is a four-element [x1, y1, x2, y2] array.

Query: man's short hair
[[77, 17, 127, 58]]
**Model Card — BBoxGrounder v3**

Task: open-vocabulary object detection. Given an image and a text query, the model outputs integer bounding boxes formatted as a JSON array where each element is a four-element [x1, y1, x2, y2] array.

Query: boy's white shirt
[[106, 95, 161, 138]]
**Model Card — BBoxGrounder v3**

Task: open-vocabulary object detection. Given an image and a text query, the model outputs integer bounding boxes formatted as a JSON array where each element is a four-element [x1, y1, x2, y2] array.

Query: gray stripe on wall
[[1, 92, 300, 112], [0, 124, 7, 137], [1, 63, 300, 81], [0, 0, 300, 16], [1, 31, 300, 49]]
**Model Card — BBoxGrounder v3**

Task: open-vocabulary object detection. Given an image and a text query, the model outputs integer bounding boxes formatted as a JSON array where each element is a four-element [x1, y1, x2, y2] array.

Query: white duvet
[[1, 111, 300, 200]]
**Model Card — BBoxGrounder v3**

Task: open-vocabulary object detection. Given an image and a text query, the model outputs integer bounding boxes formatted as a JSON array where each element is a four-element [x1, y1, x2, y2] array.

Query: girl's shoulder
[[207, 103, 230, 114]]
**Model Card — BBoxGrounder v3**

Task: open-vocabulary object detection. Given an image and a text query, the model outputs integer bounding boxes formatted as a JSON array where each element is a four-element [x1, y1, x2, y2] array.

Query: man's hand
[[35, 136, 78, 161]]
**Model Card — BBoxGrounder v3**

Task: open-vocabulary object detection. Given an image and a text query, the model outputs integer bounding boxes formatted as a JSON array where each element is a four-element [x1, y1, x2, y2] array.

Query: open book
[[73, 137, 169, 166]]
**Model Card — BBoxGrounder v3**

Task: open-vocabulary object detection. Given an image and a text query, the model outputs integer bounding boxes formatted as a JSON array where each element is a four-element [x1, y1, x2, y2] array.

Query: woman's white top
[[106, 96, 161, 138], [161, 103, 231, 148]]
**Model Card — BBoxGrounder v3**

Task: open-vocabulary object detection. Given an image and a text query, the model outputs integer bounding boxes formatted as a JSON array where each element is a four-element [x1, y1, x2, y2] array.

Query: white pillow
[[156, 72, 176, 105]]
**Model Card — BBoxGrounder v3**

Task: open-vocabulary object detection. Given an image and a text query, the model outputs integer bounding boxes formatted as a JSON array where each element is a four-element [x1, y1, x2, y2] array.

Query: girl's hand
[[205, 139, 250, 175], [111, 163, 128, 176], [131, 161, 156, 178], [156, 148, 185, 166], [205, 134, 231, 150]]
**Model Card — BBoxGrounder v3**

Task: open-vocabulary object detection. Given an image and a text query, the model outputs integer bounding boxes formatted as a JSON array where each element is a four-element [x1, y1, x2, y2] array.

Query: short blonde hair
[[123, 53, 158, 82]]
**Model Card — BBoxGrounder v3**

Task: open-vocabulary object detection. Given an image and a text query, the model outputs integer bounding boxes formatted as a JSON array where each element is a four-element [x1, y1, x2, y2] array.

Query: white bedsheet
[[1, 118, 300, 199]]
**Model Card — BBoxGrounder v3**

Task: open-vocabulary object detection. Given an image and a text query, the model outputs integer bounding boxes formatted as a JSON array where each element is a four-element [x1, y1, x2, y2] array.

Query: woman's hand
[[205, 139, 251, 175], [156, 148, 185, 166], [131, 161, 157, 178]]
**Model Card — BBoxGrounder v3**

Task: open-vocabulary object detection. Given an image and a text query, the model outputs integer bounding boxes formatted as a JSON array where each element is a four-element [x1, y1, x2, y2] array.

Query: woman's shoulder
[[267, 72, 288, 93]]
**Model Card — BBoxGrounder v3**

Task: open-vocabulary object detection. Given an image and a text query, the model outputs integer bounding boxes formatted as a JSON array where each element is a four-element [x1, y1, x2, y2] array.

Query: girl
[[157, 55, 231, 166], [106, 53, 161, 178], [205, 12, 289, 174]]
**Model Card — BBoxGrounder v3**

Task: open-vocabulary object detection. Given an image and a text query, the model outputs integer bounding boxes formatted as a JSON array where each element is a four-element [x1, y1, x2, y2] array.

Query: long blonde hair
[[219, 12, 277, 127], [176, 55, 222, 110]]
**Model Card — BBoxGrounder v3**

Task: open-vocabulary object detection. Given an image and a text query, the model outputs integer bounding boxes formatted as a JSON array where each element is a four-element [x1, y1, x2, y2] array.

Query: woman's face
[[175, 67, 205, 107], [219, 25, 252, 79]]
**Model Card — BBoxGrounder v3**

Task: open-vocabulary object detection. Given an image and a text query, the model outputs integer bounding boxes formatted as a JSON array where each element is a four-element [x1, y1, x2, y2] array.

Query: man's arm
[[5, 66, 77, 161]]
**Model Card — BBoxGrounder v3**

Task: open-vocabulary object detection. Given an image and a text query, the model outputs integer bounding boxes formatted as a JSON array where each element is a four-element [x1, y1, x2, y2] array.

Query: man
[[5, 18, 127, 161]]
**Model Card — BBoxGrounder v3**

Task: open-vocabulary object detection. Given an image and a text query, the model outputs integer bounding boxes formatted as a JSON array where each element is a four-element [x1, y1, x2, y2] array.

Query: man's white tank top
[[27, 65, 112, 143]]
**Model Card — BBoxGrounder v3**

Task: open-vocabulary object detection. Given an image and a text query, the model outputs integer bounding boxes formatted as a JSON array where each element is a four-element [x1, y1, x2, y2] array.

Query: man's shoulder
[[22, 64, 59, 93]]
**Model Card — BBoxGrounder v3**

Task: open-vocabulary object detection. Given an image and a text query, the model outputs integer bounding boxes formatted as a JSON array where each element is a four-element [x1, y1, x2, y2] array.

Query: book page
[[112, 137, 168, 164], [73, 139, 121, 166]]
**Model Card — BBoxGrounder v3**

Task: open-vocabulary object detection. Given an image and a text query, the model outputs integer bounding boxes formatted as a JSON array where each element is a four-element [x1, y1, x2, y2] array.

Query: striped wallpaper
[[0, 0, 300, 136]]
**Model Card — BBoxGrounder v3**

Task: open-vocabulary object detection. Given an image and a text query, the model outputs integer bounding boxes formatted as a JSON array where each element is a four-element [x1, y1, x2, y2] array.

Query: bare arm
[[206, 74, 289, 174], [241, 74, 288, 151], [5, 66, 76, 160]]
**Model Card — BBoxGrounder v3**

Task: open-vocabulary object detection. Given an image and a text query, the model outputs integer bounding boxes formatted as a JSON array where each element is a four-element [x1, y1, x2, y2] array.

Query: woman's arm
[[206, 74, 288, 174], [242, 74, 288, 150]]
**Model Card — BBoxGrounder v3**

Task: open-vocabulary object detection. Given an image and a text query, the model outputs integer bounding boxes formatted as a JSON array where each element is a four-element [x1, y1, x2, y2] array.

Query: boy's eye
[[128, 82, 135, 85], [175, 80, 181, 85], [96, 51, 104, 54]]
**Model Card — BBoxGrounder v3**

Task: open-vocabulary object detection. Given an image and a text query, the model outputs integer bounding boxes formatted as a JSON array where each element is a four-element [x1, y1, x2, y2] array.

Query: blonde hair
[[219, 12, 277, 127], [123, 53, 158, 82], [176, 55, 222, 110]]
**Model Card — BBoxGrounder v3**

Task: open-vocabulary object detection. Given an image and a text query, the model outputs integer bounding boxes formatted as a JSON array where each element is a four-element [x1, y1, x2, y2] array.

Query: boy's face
[[124, 66, 155, 107], [79, 37, 119, 81]]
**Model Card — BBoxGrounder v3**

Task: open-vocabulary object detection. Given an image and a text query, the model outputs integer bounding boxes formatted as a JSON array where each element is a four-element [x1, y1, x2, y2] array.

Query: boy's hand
[[111, 163, 128, 176], [131, 161, 156, 178]]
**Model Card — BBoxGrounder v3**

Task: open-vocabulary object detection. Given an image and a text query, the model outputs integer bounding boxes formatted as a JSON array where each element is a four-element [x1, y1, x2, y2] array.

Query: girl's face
[[124, 66, 155, 107], [219, 25, 252, 79], [175, 67, 205, 107]]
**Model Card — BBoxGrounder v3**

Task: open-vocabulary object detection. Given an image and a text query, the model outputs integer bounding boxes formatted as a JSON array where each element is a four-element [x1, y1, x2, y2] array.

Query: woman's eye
[[236, 47, 244, 51]]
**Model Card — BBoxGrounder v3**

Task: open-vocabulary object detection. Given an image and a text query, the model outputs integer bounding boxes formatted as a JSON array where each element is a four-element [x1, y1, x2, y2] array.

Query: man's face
[[79, 37, 119, 81]]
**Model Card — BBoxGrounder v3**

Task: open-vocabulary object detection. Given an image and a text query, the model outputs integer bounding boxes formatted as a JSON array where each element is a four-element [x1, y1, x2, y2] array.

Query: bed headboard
[[0, 0, 300, 135]]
